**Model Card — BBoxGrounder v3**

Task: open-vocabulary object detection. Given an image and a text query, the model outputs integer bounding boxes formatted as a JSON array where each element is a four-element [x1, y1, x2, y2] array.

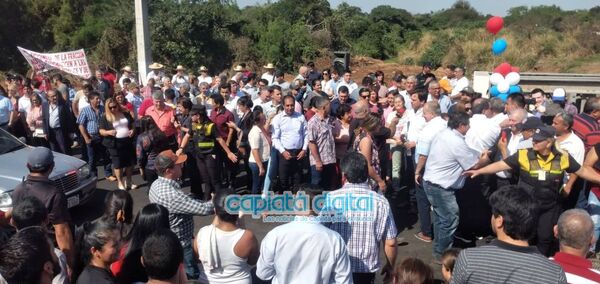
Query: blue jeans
[[249, 162, 266, 194], [263, 149, 279, 193], [589, 193, 600, 252], [415, 183, 432, 237], [310, 163, 337, 190], [86, 137, 112, 177], [423, 181, 459, 258], [183, 242, 199, 279]]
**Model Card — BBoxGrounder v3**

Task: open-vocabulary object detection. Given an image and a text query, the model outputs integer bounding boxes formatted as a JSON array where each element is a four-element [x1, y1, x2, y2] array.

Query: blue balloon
[[508, 85, 521, 94], [492, 38, 507, 55], [497, 93, 509, 102], [490, 85, 500, 96]]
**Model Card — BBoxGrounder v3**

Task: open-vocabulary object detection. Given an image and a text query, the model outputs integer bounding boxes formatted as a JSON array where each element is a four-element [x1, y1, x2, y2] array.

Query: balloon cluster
[[486, 16, 521, 101]]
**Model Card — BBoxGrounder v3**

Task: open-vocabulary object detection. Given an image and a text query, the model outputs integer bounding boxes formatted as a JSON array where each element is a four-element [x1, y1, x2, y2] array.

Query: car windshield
[[0, 128, 26, 154]]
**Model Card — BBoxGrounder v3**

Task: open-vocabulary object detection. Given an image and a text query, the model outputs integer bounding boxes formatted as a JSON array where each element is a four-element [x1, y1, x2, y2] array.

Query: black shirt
[[76, 265, 115, 284], [12, 175, 71, 225]]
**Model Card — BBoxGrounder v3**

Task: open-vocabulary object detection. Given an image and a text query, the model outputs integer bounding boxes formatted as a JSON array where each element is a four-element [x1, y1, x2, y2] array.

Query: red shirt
[[552, 252, 600, 283], [146, 105, 177, 137], [572, 113, 599, 151], [138, 98, 154, 117], [209, 107, 234, 139]]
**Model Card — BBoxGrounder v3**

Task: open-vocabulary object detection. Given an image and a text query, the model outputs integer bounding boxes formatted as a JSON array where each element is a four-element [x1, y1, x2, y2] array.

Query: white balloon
[[489, 73, 504, 85], [505, 72, 520, 85], [497, 79, 510, 93]]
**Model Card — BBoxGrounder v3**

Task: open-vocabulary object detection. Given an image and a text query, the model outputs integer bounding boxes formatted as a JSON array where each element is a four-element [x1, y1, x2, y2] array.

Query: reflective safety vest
[[516, 148, 570, 209], [192, 122, 215, 154]]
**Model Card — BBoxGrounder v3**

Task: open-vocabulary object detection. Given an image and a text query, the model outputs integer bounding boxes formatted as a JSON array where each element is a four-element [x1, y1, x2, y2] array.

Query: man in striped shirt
[[451, 185, 566, 284], [320, 152, 397, 284], [552, 209, 600, 283], [572, 97, 600, 151]]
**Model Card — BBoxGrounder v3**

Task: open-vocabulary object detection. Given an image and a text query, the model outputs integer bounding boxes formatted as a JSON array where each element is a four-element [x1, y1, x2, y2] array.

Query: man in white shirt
[[241, 73, 258, 99], [450, 66, 469, 101], [171, 65, 189, 89], [466, 98, 501, 154], [261, 63, 276, 85], [413, 101, 447, 243], [272, 70, 290, 92], [272, 95, 308, 192], [426, 81, 452, 114], [336, 70, 358, 96], [489, 97, 508, 127], [553, 112, 586, 208], [495, 109, 531, 188], [146, 62, 165, 86], [197, 66, 213, 85], [423, 112, 489, 260], [262, 85, 283, 119], [119, 66, 137, 88], [253, 89, 271, 110], [256, 187, 352, 284], [399, 76, 416, 112]]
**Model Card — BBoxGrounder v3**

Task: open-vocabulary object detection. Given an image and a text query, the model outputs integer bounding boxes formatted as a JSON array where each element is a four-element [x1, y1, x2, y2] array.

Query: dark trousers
[[195, 153, 220, 200], [310, 163, 337, 190], [455, 175, 493, 247], [278, 149, 302, 192], [352, 272, 375, 284], [145, 168, 158, 186], [216, 144, 238, 188], [48, 127, 68, 154], [535, 205, 561, 257], [184, 151, 202, 196], [86, 137, 112, 177]]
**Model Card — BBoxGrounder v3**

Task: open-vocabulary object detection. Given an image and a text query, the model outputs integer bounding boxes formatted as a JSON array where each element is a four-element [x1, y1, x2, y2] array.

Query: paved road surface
[[71, 169, 444, 282]]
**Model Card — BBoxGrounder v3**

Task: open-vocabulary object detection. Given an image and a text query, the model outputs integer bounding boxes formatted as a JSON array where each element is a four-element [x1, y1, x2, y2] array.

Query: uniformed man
[[178, 105, 237, 200], [467, 125, 600, 256]]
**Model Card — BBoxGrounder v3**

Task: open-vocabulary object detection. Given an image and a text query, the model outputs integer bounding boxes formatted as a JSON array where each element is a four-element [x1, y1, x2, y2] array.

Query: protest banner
[[17, 46, 92, 78]]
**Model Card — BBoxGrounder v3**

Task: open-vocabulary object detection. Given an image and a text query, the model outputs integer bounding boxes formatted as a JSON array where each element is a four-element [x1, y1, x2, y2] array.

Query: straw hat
[[176, 65, 186, 71], [121, 66, 133, 72], [263, 63, 275, 69], [233, 65, 244, 72], [199, 66, 208, 72], [148, 62, 164, 70]]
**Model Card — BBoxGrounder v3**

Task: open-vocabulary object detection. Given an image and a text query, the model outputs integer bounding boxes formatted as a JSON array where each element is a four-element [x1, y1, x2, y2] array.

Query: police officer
[[179, 105, 237, 200], [467, 125, 600, 256], [9, 147, 75, 272]]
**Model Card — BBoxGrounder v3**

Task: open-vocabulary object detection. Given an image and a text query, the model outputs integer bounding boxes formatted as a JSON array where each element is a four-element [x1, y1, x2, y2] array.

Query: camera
[[524, 98, 536, 105]]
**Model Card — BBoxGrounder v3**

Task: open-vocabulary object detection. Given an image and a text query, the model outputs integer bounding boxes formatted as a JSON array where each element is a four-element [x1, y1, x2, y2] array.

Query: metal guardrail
[[473, 71, 600, 97]]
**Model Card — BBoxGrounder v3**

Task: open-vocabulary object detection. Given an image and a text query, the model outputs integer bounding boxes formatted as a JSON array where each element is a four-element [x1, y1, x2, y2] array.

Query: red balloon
[[494, 62, 512, 77], [486, 16, 504, 35], [511, 66, 520, 73]]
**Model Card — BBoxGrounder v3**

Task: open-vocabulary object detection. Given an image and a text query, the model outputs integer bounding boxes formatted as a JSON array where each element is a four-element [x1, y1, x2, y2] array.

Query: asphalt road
[[71, 167, 443, 283]]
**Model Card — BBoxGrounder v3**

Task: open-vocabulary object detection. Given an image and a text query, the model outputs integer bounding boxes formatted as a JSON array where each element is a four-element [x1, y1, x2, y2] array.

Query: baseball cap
[[27, 147, 54, 170], [532, 125, 556, 142], [521, 117, 543, 131], [155, 150, 187, 171]]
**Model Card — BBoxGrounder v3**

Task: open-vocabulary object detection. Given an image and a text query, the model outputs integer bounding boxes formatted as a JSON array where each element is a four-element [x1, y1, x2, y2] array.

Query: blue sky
[[234, 0, 598, 15]]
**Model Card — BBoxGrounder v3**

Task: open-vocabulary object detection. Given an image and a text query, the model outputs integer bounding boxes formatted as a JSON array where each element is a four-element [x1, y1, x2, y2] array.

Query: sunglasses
[[323, 73, 329, 75], [108, 105, 118, 110], [31, 100, 40, 103]]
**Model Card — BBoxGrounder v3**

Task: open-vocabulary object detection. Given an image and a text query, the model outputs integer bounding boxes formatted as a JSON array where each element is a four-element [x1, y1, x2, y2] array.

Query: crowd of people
[[1, 60, 600, 283]]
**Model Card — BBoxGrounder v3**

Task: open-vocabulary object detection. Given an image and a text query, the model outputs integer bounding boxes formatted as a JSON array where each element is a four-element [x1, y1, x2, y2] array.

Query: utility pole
[[135, 0, 151, 85]]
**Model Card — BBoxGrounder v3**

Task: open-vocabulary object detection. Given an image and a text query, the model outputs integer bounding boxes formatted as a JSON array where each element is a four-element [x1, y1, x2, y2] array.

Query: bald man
[[552, 209, 600, 283]]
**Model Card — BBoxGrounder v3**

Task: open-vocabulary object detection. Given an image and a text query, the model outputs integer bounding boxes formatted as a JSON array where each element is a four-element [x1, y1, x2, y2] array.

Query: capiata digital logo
[[225, 191, 374, 220]]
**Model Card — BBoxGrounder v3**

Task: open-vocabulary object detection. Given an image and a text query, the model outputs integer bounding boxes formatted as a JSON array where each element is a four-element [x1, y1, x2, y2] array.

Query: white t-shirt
[[113, 117, 130, 138], [248, 125, 270, 163], [261, 72, 275, 85], [18, 96, 31, 115]]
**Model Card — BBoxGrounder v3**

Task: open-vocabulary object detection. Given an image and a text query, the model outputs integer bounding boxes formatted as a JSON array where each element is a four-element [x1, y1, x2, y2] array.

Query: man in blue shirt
[[272, 95, 308, 192]]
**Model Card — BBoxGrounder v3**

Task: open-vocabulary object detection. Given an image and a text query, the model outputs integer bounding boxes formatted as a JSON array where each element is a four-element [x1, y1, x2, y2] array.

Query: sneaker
[[414, 232, 432, 243]]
